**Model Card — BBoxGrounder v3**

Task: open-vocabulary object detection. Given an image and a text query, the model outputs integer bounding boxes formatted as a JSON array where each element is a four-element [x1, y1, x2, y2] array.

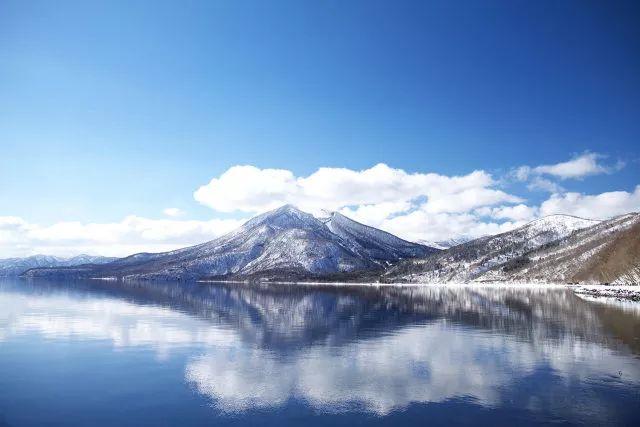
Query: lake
[[1, 279, 639, 426]]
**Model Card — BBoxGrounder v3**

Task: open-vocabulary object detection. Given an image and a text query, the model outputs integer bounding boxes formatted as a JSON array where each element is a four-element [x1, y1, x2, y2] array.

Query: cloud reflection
[[1, 280, 639, 418], [186, 319, 639, 415]]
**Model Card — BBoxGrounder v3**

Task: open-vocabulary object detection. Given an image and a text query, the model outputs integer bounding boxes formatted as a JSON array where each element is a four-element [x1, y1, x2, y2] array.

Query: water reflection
[[1, 280, 639, 423]]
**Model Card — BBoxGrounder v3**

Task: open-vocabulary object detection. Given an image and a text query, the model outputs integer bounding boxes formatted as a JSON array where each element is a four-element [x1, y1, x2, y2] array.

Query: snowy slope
[[25, 205, 433, 281], [417, 237, 474, 250], [385, 214, 605, 283], [487, 213, 640, 284], [323, 212, 439, 263]]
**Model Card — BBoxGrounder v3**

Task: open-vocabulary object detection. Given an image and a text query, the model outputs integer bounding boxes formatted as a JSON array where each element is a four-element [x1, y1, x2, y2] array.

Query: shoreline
[[570, 284, 640, 302]]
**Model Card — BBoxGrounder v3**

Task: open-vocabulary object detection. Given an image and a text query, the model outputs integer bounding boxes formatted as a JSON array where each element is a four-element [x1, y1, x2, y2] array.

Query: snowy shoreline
[[570, 284, 640, 302]]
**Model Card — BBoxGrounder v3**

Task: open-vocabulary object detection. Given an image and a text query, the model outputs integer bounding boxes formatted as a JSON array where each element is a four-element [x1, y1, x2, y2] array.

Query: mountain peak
[[242, 204, 323, 230], [274, 204, 304, 214]]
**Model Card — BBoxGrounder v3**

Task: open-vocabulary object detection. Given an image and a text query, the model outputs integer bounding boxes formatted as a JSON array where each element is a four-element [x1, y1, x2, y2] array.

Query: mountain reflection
[[1, 279, 639, 419]]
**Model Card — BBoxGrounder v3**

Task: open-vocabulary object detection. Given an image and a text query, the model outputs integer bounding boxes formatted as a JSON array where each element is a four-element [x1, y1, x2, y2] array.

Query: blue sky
[[0, 1, 639, 256]]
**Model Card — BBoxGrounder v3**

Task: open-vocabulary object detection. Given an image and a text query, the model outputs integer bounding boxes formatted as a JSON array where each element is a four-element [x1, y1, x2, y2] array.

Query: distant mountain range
[[12, 205, 640, 285], [0, 254, 116, 277]]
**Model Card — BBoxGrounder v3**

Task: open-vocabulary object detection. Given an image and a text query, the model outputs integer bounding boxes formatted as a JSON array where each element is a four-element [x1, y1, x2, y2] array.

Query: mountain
[[509, 213, 640, 285], [384, 213, 640, 284], [322, 212, 431, 262], [571, 216, 640, 285], [24, 205, 435, 281], [0, 254, 117, 277]]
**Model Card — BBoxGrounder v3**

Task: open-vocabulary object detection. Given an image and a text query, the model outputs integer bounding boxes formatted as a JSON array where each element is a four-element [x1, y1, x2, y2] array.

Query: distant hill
[[0, 254, 116, 277]]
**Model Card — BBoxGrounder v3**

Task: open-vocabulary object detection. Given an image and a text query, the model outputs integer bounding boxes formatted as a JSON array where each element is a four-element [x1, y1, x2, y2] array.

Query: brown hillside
[[572, 220, 640, 284]]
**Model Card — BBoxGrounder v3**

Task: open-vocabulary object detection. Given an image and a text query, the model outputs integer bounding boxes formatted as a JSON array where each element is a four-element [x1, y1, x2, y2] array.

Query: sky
[[1, 0, 639, 257]]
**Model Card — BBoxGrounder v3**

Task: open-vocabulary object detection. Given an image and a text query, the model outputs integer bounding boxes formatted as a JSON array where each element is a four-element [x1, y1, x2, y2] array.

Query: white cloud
[[194, 165, 298, 213], [190, 161, 639, 244], [527, 177, 565, 193], [3, 156, 636, 258], [0, 215, 245, 258], [513, 166, 532, 182], [478, 204, 539, 222], [338, 201, 412, 226], [342, 208, 526, 243], [539, 186, 640, 219], [194, 163, 519, 215], [193, 163, 527, 243], [514, 152, 620, 183], [163, 208, 185, 217], [420, 188, 522, 214], [533, 152, 611, 179], [511, 152, 625, 194]]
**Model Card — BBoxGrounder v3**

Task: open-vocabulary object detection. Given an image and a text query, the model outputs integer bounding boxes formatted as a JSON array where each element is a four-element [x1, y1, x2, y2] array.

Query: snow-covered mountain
[[323, 212, 432, 262], [498, 213, 640, 284], [385, 213, 640, 284], [0, 254, 116, 277], [417, 236, 475, 250], [24, 205, 435, 281]]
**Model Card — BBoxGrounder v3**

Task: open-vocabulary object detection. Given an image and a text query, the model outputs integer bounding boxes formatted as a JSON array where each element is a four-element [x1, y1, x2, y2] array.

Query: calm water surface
[[1, 279, 639, 426]]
